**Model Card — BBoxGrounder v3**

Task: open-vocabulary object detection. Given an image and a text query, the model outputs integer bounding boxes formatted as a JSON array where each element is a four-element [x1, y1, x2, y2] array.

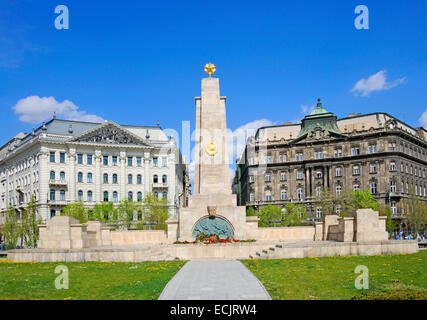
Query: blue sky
[[1, 0, 426, 163]]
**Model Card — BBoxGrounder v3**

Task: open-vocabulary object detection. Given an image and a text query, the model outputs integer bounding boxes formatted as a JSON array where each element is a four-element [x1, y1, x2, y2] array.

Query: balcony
[[48, 199, 69, 206], [49, 179, 68, 187], [152, 182, 168, 189]]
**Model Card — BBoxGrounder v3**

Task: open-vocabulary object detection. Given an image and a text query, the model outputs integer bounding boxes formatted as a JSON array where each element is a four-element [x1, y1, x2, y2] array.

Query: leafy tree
[[398, 185, 427, 236], [346, 190, 379, 212], [118, 200, 137, 230], [61, 202, 88, 223], [317, 188, 343, 216], [141, 193, 169, 230], [246, 206, 256, 216], [3, 207, 19, 249], [258, 205, 283, 227], [282, 203, 311, 226], [91, 202, 117, 223], [379, 205, 397, 234]]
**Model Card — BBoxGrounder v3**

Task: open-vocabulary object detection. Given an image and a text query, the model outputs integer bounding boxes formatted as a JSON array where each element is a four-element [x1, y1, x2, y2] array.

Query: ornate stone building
[[233, 99, 427, 222], [0, 117, 189, 221]]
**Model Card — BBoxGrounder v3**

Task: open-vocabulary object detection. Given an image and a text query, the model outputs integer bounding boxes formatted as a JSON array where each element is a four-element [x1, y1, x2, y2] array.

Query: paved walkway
[[159, 260, 271, 300]]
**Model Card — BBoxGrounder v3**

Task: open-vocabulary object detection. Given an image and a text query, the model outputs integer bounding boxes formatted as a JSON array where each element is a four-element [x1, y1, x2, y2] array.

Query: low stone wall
[[257, 226, 315, 241], [110, 230, 168, 245], [7, 240, 419, 262]]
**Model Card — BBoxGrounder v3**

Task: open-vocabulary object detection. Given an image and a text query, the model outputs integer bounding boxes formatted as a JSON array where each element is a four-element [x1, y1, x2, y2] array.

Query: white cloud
[[301, 104, 315, 115], [12, 96, 104, 124], [351, 70, 405, 97], [420, 109, 427, 129]]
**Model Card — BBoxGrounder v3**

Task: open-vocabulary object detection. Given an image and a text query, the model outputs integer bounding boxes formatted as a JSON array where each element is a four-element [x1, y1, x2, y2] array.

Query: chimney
[[349, 113, 355, 117]]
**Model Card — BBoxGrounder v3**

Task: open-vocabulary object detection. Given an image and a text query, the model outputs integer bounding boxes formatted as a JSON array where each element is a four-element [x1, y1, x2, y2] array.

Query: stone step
[[275, 244, 283, 248], [269, 247, 275, 251]]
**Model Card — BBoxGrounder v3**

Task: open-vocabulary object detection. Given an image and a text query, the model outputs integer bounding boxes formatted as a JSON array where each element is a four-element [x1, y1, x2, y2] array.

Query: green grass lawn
[[242, 251, 427, 300], [0, 260, 185, 300]]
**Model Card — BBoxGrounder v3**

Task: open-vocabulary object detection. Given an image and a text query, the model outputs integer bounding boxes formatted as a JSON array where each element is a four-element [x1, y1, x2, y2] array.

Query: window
[[390, 161, 396, 171], [50, 152, 55, 163], [336, 185, 342, 196], [316, 186, 323, 198], [249, 175, 255, 183], [351, 146, 360, 156], [162, 175, 167, 183], [370, 182, 377, 194], [316, 171, 322, 179], [87, 173, 93, 183], [128, 191, 133, 201], [391, 201, 397, 215], [353, 165, 360, 175], [77, 154, 83, 164], [87, 191, 93, 202], [154, 191, 158, 198], [137, 175, 142, 184], [297, 169, 303, 180], [60, 190, 66, 201], [50, 210, 56, 218], [60, 153, 66, 163], [353, 184, 360, 191], [390, 180, 397, 193], [162, 157, 167, 167], [280, 172, 286, 181], [103, 191, 109, 202], [50, 171, 55, 180], [334, 149, 343, 158], [137, 192, 142, 202], [297, 188, 304, 201], [103, 156, 108, 166], [336, 206, 341, 215], [50, 189, 55, 201], [153, 157, 158, 167], [103, 173, 108, 184], [281, 189, 287, 200], [388, 142, 396, 151], [78, 172, 83, 183], [78, 190, 83, 201], [401, 163, 404, 172], [137, 157, 142, 167], [113, 191, 118, 203], [153, 175, 158, 183], [265, 191, 272, 201], [370, 162, 377, 173], [113, 174, 118, 184], [368, 144, 377, 154], [314, 151, 323, 160], [87, 154, 93, 165], [128, 174, 133, 184], [265, 172, 271, 182], [279, 154, 284, 163], [250, 192, 255, 202], [162, 191, 168, 199], [316, 208, 322, 219], [112, 156, 118, 166], [128, 157, 133, 167], [336, 167, 342, 177], [60, 171, 65, 181], [296, 153, 303, 161]]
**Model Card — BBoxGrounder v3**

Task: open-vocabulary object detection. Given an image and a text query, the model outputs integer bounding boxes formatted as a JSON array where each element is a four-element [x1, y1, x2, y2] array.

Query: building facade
[[0, 117, 188, 222], [233, 99, 427, 223]]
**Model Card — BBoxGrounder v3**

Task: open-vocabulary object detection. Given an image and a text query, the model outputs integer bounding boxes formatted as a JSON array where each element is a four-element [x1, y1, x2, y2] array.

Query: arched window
[[128, 174, 133, 184], [78, 172, 83, 183], [137, 192, 142, 202], [162, 191, 167, 199], [50, 189, 55, 201], [137, 175, 142, 184], [78, 190, 83, 201], [60, 190, 66, 201], [50, 171, 55, 180], [297, 188, 304, 201], [162, 175, 167, 183], [87, 191, 93, 202], [153, 175, 158, 183], [113, 174, 118, 184], [281, 189, 287, 200], [113, 191, 118, 203], [128, 191, 133, 201], [103, 173, 108, 184], [87, 173, 93, 183], [103, 191, 109, 202], [154, 191, 158, 198], [60, 171, 65, 181]]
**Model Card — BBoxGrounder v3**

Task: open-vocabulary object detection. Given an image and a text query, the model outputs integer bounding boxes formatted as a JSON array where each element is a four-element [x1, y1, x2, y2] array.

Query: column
[[69, 148, 76, 202], [95, 150, 101, 202], [120, 151, 126, 201], [144, 151, 151, 195], [38, 149, 49, 220]]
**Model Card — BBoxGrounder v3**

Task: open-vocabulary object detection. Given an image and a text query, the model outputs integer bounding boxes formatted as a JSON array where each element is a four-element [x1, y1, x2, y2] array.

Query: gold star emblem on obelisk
[[205, 141, 218, 156], [204, 62, 216, 78]]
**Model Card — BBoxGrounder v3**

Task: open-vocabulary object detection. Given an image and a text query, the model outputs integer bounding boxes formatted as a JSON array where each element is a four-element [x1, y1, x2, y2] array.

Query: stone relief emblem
[[75, 126, 138, 144], [207, 206, 217, 217]]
